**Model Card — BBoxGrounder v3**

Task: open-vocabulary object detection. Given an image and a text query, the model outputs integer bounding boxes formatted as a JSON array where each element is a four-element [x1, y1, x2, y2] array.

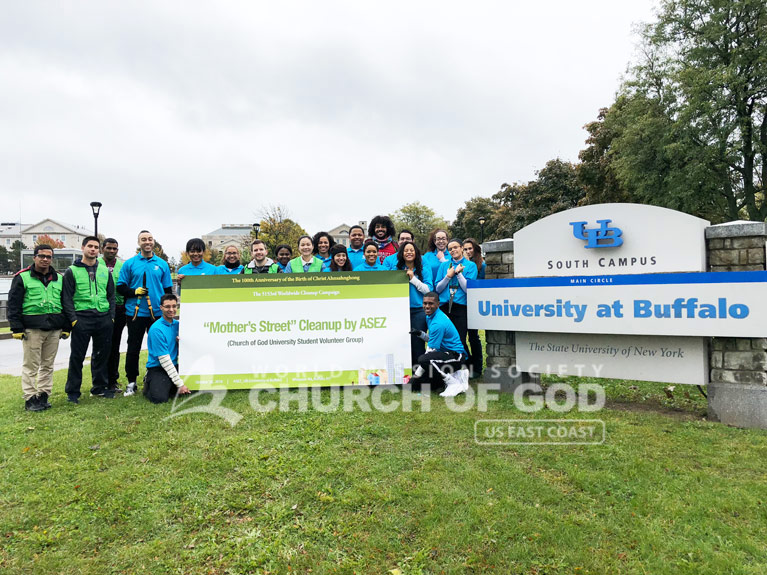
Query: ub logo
[[570, 219, 623, 248]]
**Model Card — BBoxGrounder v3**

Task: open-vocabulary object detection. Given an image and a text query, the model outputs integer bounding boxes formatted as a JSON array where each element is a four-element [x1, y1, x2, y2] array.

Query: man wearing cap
[[8, 244, 67, 411]]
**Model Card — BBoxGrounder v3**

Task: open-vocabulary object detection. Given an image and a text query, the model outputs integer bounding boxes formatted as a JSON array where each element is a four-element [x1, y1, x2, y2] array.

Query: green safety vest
[[289, 257, 322, 273], [20, 270, 63, 316], [70, 261, 111, 313], [99, 256, 124, 305]]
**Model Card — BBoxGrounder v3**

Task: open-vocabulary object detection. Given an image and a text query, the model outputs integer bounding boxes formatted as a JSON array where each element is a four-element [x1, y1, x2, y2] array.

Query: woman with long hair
[[395, 241, 433, 365], [288, 235, 323, 273], [328, 244, 353, 272], [312, 231, 336, 272], [462, 237, 485, 376], [434, 238, 478, 369], [422, 228, 449, 281]]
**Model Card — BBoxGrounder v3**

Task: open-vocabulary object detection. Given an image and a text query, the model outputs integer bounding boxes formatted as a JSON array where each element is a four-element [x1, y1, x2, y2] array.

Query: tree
[[604, 0, 767, 221], [0, 246, 11, 274], [34, 234, 65, 249], [389, 202, 449, 252], [450, 196, 498, 242], [257, 205, 308, 255], [10, 240, 26, 272], [492, 159, 586, 237]]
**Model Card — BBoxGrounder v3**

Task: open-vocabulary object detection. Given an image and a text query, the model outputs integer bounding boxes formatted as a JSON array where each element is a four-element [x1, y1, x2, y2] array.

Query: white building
[[21, 219, 94, 250], [202, 224, 253, 252]]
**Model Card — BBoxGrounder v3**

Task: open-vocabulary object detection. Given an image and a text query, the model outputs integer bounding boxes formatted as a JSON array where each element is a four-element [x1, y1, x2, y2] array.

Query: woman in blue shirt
[[434, 239, 478, 365], [395, 241, 433, 365], [312, 231, 336, 272], [463, 238, 485, 377], [353, 241, 385, 271], [422, 228, 449, 281], [327, 244, 353, 272]]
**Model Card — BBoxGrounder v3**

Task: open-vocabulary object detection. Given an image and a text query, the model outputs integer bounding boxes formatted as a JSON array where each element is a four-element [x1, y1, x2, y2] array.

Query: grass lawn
[[1, 354, 767, 574]]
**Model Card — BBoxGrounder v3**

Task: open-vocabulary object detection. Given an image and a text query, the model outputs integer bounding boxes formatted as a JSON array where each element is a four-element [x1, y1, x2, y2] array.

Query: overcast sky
[[1, 0, 657, 260]]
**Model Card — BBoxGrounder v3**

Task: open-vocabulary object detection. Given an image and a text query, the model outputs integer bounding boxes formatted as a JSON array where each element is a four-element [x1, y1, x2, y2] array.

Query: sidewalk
[[0, 337, 146, 376]]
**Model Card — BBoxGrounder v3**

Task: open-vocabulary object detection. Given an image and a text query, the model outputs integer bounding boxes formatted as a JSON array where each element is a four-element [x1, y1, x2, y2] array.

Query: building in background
[[22, 219, 93, 249], [202, 224, 252, 252], [328, 221, 368, 248]]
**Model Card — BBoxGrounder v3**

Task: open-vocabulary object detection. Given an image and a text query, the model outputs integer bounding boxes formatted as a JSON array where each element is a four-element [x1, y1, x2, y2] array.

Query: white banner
[[468, 271, 767, 338]]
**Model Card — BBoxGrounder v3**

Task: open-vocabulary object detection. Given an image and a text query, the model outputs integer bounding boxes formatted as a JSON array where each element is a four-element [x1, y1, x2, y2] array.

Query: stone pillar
[[705, 222, 767, 428], [481, 239, 538, 391]]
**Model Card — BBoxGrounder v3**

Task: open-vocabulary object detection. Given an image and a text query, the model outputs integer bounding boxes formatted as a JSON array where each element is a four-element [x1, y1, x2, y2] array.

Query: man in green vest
[[8, 244, 67, 411], [100, 238, 125, 393], [62, 236, 116, 403]]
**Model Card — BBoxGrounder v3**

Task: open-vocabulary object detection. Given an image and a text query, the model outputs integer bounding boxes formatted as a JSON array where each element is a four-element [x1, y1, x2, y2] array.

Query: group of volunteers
[[9, 215, 486, 411]]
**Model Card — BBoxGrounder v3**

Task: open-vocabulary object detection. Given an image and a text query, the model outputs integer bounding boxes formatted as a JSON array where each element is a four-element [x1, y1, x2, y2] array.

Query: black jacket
[[61, 260, 116, 324], [8, 266, 67, 332]]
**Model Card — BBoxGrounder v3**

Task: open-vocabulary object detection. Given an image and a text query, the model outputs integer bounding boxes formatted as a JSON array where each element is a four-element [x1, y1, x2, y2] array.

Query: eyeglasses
[[35, 254, 52, 259]]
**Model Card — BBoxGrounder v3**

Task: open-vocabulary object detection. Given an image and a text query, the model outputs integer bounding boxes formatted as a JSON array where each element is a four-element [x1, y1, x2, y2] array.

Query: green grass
[[1, 355, 767, 574]]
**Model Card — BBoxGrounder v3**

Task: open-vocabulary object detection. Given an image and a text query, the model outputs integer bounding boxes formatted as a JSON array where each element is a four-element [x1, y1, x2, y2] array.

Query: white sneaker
[[124, 382, 137, 396], [458, 369, 470, 392], [439, 374, 466, 397]]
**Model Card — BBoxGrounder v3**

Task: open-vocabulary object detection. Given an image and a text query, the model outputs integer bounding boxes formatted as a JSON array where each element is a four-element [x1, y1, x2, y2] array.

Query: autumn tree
[[256, 205, 308, 255], [389, 202, 449, 252], [35, 234, 65, 249]]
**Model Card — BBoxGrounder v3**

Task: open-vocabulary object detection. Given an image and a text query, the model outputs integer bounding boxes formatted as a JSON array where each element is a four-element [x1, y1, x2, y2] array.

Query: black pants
[[440, 302, 469, 361], [409, 349, 467, 390], [108, 305, 127, 387], [409, 307, 427, 367], [143, 366, 179, 404], [65, 313, 113, 398], [467, 329, 483, 376], [126, 315, 159, 383]]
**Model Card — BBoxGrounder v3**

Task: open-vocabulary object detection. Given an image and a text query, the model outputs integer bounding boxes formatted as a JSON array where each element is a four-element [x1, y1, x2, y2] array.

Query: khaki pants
[[21, 329, 62, 400]]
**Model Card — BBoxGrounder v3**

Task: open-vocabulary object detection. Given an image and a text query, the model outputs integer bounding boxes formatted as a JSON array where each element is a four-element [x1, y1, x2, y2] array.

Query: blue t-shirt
[[118, 254, 173, 318], [422, 250, 449, 281], [318, 255, 332, 272], [347, 247, 365, 270], [354, 261, 385, 271], [178, 261, 217, 276], [426, 308, 466, 354], [146, 317, 179, 368], [215, 264, 244, 275], [382, 253, 398, 270], [394, 265, 434, 308], [435, 257, 478, 306]]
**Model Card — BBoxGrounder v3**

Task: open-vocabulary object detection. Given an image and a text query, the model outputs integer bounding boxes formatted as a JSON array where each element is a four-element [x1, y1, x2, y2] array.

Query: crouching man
[[144, 294, 191, 403], [410, 292, 470, 397]]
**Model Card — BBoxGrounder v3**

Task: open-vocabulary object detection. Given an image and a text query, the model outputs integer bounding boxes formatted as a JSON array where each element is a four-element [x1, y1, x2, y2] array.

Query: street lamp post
[[252, 222, 261, 239], [478, 216, 486, 244], [90, 202, 102, 238]]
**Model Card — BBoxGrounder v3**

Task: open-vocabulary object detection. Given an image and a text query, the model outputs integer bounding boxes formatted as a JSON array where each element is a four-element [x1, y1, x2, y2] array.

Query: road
[[0, 336, 146, 376]]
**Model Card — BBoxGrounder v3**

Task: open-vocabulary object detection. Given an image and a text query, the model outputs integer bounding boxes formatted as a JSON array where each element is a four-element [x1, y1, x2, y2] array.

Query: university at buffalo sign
[[468, 204, 767, 385]]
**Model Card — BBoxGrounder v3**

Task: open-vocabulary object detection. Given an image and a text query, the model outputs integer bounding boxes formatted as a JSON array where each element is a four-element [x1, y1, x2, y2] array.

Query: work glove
[[71, 320, 78, 328], [12, 332, 25, 341], [134, 287, 148, 296], [60, 331, 70, 340], [409, 329, 429, 342]]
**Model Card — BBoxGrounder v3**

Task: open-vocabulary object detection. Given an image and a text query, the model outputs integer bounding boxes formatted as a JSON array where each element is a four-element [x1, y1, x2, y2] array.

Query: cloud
[[0, 0, 656, 258]]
